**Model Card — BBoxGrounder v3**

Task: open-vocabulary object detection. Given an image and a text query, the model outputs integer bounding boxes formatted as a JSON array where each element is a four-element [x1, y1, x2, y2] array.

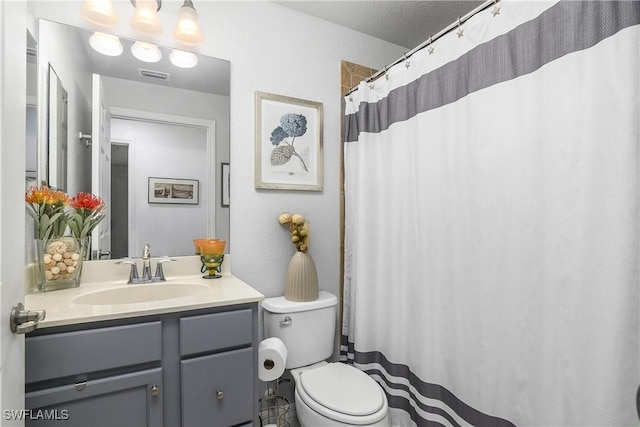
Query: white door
[[91, 74, 112, 259], [1, 1, 27, 424]]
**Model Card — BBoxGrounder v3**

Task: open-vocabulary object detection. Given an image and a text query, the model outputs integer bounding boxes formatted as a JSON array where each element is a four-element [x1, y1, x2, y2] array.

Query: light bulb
[[170, 49, 198, 68], [131, 41, 162, 63], [130, 0, 163, 36], [174, 1, 204, 46], [81, 0, 118, 28], [89, 32, 123, 56]]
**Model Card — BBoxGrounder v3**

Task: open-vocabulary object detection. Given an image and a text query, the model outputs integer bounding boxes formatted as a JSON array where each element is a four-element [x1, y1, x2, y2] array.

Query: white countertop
[[25, 255, 264, 328]]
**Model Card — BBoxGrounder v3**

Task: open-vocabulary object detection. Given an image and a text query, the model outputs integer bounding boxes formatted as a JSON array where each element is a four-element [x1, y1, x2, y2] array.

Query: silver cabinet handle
[[10, 303, 45, 334], [150, 385, 160, 397], [216, 390, 224, 400]]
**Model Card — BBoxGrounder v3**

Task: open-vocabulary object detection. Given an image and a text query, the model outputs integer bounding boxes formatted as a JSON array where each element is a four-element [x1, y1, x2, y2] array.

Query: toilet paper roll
[[258, 337, 287, 381]]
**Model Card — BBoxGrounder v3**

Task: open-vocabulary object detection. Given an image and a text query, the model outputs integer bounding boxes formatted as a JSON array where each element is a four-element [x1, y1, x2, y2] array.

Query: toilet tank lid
[[261, 291, 337, 313]]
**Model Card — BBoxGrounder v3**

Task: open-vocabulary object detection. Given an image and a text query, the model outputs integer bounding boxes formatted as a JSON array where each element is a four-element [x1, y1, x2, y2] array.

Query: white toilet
[[262, 291, 390, 426]]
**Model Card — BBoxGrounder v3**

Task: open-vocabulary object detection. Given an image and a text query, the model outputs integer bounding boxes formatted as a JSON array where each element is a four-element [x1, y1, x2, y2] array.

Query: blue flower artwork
[[269, 113, 309, 172]]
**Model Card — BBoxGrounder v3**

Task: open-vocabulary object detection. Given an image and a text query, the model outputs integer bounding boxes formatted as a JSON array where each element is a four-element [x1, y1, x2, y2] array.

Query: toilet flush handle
[[280, 316, 292, 326]]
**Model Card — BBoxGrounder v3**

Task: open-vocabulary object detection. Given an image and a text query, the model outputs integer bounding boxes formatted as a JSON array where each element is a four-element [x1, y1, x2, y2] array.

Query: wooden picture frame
[[221, 163, 230, 207], [254, 91, 323, 191], [148, 177, 199, 204]]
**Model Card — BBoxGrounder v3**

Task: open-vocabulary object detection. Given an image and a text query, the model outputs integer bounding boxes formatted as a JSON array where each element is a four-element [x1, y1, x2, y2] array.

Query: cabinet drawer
[[181, 348, 254, 427], [26, 368, 163, 427], [180, 309, 252, 356], [26, 322, 162, 384]]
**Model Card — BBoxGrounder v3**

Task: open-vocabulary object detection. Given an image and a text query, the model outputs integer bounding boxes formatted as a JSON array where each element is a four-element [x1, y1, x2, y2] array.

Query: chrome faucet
[[116, 244, 176, 284], [116, 259, 140, 284], [141, 243, 152, 282]]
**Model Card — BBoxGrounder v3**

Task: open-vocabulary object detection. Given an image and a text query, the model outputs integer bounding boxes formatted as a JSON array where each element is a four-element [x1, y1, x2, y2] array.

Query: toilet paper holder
[[259, 378, 291, 427]]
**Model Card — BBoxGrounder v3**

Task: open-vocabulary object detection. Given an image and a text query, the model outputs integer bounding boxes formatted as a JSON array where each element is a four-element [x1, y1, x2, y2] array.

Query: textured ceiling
[[275, 1, 484, 49]]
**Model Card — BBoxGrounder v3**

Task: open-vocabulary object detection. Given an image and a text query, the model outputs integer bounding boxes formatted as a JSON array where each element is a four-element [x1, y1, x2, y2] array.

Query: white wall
[[27, 1, 407, 299]]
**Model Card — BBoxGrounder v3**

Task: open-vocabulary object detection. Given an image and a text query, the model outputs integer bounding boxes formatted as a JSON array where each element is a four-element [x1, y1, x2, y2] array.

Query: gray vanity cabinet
[[25, 303, 259, 427], [179, 309, 255, 426], [24, 368, 163, 427]]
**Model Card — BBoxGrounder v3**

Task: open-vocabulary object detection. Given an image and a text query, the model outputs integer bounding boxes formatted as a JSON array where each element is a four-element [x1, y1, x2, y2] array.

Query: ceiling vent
[[138, 68, 171, 81]]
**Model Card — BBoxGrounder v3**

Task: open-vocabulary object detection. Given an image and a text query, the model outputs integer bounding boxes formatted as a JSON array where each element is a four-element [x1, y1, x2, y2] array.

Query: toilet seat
[[297, 363, 388, 425]]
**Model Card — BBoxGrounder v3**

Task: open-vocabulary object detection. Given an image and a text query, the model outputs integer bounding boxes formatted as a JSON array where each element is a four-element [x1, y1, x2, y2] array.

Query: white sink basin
[[73, 283, 209, 305]]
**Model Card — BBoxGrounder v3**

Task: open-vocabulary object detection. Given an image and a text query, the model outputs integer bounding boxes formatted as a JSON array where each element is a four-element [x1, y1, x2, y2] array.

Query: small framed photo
[[255, 91, 323, 191], [148, 177, 199, 205], [221, 163, 230, 207]]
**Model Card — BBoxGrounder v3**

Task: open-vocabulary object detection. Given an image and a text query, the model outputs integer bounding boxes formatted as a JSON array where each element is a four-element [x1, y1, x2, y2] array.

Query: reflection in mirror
[[35, 19, 230, 259], [48, 65, 68, 191], [26, 30, 37, 187]]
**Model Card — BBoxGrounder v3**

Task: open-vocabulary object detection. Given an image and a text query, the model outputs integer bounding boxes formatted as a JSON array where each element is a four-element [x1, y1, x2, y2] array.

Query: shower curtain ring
[[404, 53, 410, 69], [491, 0, 501, 17], [368, 71, 375, 89], [384, 65, 389, 80], [456, 17, 464, 38], [428, 36, 435, 55]]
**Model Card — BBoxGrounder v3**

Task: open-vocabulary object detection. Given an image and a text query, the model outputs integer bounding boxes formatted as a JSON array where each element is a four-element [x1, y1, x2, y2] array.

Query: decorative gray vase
[[285, 251, 319, 302]]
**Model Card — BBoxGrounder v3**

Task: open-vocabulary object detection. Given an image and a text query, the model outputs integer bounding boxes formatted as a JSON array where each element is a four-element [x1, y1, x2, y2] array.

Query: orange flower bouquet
[[67, 192, 106, 240], [25, 186, 106, 291], [25, 185, 70, 240]]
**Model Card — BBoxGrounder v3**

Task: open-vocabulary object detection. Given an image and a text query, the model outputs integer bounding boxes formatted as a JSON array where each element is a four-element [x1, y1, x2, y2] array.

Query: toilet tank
[[262, 291, 338, 369]]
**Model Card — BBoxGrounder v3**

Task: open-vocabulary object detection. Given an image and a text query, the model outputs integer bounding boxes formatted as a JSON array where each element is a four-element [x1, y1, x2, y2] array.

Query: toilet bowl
[[291, 362, 390, 426]]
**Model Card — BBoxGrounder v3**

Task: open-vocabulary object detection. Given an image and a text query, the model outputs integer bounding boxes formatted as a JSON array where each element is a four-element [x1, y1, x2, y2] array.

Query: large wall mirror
[[29, 19, 230, 259]]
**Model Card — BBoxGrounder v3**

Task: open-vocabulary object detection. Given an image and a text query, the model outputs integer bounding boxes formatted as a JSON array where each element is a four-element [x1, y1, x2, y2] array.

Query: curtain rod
[[345, 0, 499, 96]]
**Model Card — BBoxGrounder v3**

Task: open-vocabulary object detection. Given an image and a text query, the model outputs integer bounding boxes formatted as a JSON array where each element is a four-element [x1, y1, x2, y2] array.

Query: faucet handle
[[142, 244, 151, 259], [154, 258, 177, 282], [116, 259, 140, 284]]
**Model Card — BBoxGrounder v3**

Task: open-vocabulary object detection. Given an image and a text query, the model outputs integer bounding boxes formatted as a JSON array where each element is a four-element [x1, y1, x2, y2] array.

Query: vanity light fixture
[[89, 32, 123, 56], [174, 0, 204, 46], [81, 0, 118, 28], [82, 0, 205, 47], [130, 0, 163, 37], [131, 41, 162, 63], [169, 49, 198, 68]]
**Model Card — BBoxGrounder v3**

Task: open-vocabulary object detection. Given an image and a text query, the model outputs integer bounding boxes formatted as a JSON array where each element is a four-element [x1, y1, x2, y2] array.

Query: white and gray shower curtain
[[342, 1, 640, 425]]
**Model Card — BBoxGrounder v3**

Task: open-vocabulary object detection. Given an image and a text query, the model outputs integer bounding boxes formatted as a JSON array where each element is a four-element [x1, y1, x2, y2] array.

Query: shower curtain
[[341, 1, 640, 426]]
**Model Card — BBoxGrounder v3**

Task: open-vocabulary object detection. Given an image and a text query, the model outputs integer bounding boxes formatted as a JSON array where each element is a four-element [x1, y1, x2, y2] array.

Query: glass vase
[[35, 237, 87, 292]]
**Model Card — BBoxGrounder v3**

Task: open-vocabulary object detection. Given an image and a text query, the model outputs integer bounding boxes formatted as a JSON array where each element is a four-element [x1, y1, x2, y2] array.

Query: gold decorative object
[[195, 239, 226, 279], [278, 212, 319, 302]]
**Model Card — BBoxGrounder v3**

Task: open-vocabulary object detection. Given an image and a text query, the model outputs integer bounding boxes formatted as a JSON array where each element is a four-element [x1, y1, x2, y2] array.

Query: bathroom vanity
[[23, 257, 263, 427]]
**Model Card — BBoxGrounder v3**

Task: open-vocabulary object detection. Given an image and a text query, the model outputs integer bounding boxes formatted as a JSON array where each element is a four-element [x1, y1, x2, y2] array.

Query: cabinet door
[[25, 368, 162, 427], [181, 348, 253, 427]]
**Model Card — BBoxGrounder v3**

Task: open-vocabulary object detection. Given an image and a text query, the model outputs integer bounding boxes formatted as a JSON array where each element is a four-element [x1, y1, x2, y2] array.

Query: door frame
[[109, 139, 133, 259], [1, 0, 27, 423]]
